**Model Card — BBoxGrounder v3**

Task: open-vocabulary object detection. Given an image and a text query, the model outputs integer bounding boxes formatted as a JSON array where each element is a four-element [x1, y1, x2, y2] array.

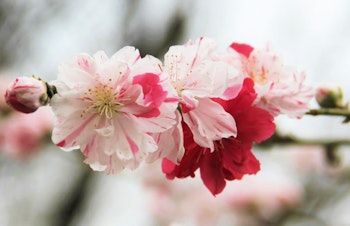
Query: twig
[[259, 132, 350, 148], [307, 108, 350, 117], [258, 132, 350, 166]]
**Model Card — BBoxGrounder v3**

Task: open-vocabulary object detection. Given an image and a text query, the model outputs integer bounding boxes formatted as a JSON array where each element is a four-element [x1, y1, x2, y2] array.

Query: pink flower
[[5, 76, 48, 113], [162, 78, 276, 195], [141, 163, 237, 226], [224, 172, 303, 220], [51, 47, 178, 173], [230, 42, 314, 118], [0, 106, 54, 159], [163, 37, 242, 152]]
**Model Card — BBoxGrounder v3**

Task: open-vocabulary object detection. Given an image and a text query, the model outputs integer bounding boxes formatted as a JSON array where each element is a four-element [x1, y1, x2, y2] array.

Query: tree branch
[[258, 132, 350, 166], [307, 108, 350, 117], [259, 132, 350, 148]]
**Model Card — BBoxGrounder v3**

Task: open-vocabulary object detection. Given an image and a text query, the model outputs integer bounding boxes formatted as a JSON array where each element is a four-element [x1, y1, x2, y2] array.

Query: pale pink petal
[[147, 111, 184, 163], [182, 98, 237, 150], [164, 37, 241, 100], [255, 72, 314, 117], [93, 51, 110, 64], [133, 101, 178, 133], [130, 55, 163, 77], [110, 46, 140, 66], [55, 54, 97, 89]]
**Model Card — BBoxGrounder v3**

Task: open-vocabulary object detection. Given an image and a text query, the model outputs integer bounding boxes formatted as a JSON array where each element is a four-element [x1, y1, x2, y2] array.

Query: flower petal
[[182, 98, 237, 150], [230, 42, 254, 58], [147, 111, 184, 163], [200, 149, 226, 196]]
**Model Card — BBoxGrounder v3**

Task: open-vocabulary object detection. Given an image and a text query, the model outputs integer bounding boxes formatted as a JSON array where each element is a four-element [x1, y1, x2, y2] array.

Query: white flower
[[162, 37, 241, 152], [230, 42, 314, 118], [51, 47, 178, 173]]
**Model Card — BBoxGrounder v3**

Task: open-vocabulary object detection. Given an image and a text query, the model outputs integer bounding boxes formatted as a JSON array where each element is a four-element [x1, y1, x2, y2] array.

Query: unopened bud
[[315, 84, 343, 108], [5, 76, 48, 113]]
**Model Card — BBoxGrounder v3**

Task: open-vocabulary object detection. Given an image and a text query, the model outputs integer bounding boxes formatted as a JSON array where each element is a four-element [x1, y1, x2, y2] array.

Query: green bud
[[315, 84, 343, 108]]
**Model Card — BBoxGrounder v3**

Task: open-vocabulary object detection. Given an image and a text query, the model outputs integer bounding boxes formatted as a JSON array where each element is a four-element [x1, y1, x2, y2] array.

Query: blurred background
[[1, 1, 350, 226]]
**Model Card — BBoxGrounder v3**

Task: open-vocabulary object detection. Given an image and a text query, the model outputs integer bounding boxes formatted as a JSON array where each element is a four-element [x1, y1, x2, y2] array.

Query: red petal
[[230, 42, 254, 58], [132, 73, 167, 107], [225, 78, 257, 113], [162, 123, 203, 179], [200, 150, 226, 196], [241, 150, 261, 174], [221, 140, 260, 178], [220, 78, 275, 143], [161, 158, 177, 179], [234, 106, 275, 143]]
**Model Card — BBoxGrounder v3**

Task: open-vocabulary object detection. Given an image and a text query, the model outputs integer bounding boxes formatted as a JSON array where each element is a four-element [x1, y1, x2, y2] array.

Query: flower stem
[[306, 108, 350, 117], [259, 132, 350, 147], [258, 132, 350, 166], [46, 82, 57, 99]]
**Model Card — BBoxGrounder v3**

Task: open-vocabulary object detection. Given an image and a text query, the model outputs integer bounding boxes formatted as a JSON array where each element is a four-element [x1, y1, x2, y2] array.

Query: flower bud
[[315, 84, 343, 108], [5, 76, 48, 113]]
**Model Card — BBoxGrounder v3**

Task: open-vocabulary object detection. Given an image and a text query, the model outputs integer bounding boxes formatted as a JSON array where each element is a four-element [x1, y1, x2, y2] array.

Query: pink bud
[[5, 76, 48, 113], [315, 83, 343, 108]]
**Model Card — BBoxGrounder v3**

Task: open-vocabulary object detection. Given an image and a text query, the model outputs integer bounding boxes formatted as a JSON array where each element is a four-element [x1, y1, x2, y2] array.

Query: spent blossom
[[229, 42, 314, 118], [50, 47, 178, 173]]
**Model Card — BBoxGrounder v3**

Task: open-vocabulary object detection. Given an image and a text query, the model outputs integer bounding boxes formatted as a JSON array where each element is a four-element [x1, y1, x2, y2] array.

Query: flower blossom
[[50, 47, 178, 173], [229, 43, 314, 118], [162, 78, 276, 195], [5, 76, 48, 113], [0, 106, 54, 159], [161, 37, 243, 156]]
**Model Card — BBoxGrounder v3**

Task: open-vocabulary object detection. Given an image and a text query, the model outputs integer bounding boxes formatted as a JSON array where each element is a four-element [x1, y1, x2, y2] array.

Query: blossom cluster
[[4, 37, 314, 195]]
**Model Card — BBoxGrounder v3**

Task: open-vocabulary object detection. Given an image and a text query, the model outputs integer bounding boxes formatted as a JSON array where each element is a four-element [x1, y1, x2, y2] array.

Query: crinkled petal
[[182, 98, 237, 150], [147, 111, 184, 163], [221, 139, 260, 179]]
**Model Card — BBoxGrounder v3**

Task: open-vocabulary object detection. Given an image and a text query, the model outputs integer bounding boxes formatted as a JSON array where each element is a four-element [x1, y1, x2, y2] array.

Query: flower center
[[244, 56, 269, 85], [166, 54, 192, 96], [93, 86, 120, 119], [81, 81, 122, 119]]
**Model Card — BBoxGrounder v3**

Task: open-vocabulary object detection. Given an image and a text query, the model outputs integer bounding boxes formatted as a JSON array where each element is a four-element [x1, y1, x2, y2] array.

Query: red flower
[[162, 78, 276, 195]]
